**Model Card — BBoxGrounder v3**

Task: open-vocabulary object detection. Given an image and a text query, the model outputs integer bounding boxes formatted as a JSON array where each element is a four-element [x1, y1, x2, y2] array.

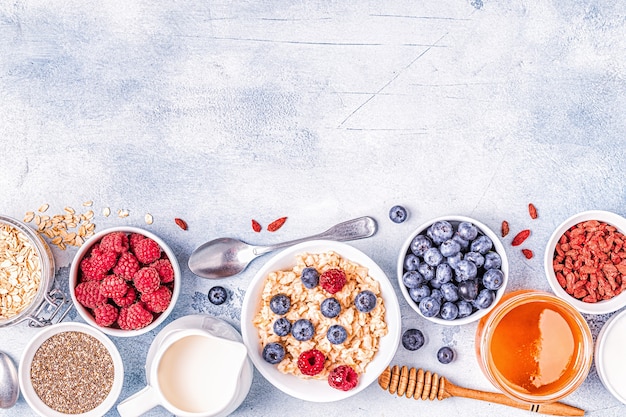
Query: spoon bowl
[[0, 351, 19, 409], [188, 216, 377, 279]]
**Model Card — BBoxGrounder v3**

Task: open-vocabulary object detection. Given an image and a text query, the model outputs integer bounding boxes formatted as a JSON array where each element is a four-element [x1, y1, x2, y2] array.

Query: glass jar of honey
[[476, 290, 593, 404]]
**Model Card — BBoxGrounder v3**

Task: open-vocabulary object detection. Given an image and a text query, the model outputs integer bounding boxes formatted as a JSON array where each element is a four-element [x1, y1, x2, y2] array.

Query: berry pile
[[74, 231, 176, 331], [401, 220, 505, 321]]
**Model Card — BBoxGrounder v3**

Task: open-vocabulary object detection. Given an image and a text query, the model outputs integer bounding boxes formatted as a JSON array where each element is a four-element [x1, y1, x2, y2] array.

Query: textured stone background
[[1, 0, 625, 416]]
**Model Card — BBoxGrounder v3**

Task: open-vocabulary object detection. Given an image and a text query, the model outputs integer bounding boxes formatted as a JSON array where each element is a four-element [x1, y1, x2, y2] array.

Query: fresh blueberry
[[418, 263, 435, 281], [454, 260, 478, 281], [440, 282, 459, 302], [402, 270, 424, 289], [300, 267, 319, 289], [291, 319, 315, 341], [434, 263, 453, 285], [470, 235, 493, 254], [411, 235, 433, 257], [464, 251, 485, 268], [327, 324, 348, 344], [458, 280, 479, 301], [452, 234, 470, 251], [457, 222, 479, 241], [402, 328, 425, 351], [427, 221, 454, 245], [484, 251, 502, 270], [409, 285, 431, 303], [423, 247, 444, 267], [446, 252, 462, 269], [270, 294, 291, 315], [273, 318, 292, 336], [419, 296, 441, 318], [456, 300, 473, 318], [262, 342, 285, 364], [440, 302, 459, 321], [437, 346, 455, 364], [404, 254, 421, 271], [320, 297, 341, 318], [482, 269, 505, 290], [430, 288, 444, 303], [475, 289, 496, 309], [439, 239, 461, 257], [389, 205, 408, 223], [354, 290, 377, 313], [208, 286, 228, 305]]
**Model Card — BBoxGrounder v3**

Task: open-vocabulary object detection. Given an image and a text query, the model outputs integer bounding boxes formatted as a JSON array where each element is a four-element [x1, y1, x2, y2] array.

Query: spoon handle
[[254, 216, 377, 255]]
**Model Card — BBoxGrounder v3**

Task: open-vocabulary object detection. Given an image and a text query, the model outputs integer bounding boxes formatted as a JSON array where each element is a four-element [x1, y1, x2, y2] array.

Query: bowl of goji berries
[[69, 227, 181, 337], [545, 210, 626, 315]]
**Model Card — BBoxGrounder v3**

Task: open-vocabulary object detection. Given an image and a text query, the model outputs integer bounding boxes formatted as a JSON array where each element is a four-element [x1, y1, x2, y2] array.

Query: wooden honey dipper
[[379, 365, 584, 416]]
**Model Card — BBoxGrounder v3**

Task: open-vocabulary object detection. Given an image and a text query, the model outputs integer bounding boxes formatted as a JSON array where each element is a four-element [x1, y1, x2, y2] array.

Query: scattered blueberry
[[327, 325, 348, 344], [402, 270, 424, 289], [320, 297, 341, 318], [411, 235, 432, 257], [291, 319, 315, 341], [470, 235, 493, 254], [418, 263, 435, 281], [427, 221, 454, 244], [454, 259, 477, 281], [439, 239, 461, 257], [419, 296, 441, 318], [402, 328, 425, 351], [456, 300, 473, 318], [270, 294, 291, 315], [482, 269, 505, 290], [208, 286, 228, 305], [464, 251, 484, 268], [404, 254, 421, 271], [273, 318, 292, 336], [423, 247, 444, 267], [300, 267, 319, 289], [262, 342, 285, 364], [354, 290, 377, 313], [484, 251, 502, 270], [437, 346, 455, 364], [440, 301, 459, 320], [458, 280, 479, 301], [440, 282, 459, 302], [475, 289, 496, 309], [457, 222, 478, 241], [389, 205, 408, 223], [409, 285, 431, 303]]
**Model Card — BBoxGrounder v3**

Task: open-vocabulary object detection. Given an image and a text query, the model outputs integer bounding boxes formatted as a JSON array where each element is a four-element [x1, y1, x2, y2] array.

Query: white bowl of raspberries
[[397, 216, 509, 326], [70, 227, 181, 337]]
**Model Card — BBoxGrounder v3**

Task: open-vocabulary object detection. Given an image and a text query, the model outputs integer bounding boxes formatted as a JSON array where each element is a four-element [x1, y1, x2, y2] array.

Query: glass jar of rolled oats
[[0, 215, 69, 328]]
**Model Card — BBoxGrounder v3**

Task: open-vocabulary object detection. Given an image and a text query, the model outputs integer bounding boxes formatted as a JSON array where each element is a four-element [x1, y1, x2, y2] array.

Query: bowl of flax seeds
[[18, 322, 124, 416]]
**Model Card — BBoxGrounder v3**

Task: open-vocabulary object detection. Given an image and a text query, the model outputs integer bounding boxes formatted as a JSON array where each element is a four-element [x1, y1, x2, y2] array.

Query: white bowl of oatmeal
[[240, 240, 401, 402]]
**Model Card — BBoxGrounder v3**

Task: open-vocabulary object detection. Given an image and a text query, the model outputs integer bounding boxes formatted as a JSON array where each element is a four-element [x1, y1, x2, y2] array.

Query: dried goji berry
[[511, 229, 531, 246], [251, 219, 262, 233], [528, 203, 538, 219], [521, 249, 533, 259], [501, 220, 510, 237], [174, 218, 188, 230], [267, 217, 287, 232]]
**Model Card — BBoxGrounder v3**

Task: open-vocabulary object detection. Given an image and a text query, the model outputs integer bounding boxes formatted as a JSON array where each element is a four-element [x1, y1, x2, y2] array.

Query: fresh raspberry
[[150, 258, 175, 283], [133, 238, 161, 264], [297, 349, 326, 376], [94, 304, 118, 327], [141, 286, 172, 313], [328, 365, 359, 391], [80, 257, 106, 281], [75, 281, 107, 309], [129, 233, 145, 251], [118, 303, 153, 330], [320, 269, 347, 294], [87, 245, 118, 276], [134, 267, 160, 294], [113, 252, 140, 280], [100, 232, 129, 254], [99, 275, 129, 298], [113, 286, 137, 308]]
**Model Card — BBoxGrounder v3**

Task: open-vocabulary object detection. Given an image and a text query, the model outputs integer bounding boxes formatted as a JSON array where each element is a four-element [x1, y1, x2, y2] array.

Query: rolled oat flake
[[30, 331, 114, 414]]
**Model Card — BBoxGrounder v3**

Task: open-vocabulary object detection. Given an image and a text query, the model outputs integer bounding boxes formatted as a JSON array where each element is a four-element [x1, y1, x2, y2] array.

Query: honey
[[476, 290, 593, 403]]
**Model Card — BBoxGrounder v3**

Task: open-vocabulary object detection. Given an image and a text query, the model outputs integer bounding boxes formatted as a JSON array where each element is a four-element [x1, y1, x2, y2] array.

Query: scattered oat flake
[[528, 203, 538, 219], [145, 214, 153, 225], [38, 204, 49, 213], [251, 219, 262, 233], [23, 212, 35, 223], [117, 209, 129, 218], [102, 207, 111, 217], [174, 218, 188, 230], [522, 249, 533, 259], [267, 217, 287, 232], [83, 200, 93, 207], [511, 229, 531, 246], [501, 220, 510, 237]]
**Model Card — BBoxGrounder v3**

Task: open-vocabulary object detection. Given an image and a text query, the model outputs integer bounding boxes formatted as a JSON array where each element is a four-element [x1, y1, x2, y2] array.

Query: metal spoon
[[0, 351, 19, 409], [188, 216, 377, 279]]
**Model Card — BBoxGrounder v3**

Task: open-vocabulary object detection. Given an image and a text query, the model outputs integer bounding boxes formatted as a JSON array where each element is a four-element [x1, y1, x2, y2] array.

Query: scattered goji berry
[[501, 220, 510, 237], [528, 203, 538, 219], [511, 229, 531, 246], [267, 217, 287, 232], [521, 249, 533, 259], [174, 218, 188, 230], [251, 219, 262, 233]]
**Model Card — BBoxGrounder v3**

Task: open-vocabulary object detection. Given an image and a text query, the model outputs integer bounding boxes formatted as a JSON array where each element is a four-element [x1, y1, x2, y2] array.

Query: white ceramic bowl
[[18, 322, 124, 417], [544, 210, 626, 315], [241, 240, 401, 402], [397, 215, 509, 325], [69, 226, 181, 337], [595, 308, 626, 404]]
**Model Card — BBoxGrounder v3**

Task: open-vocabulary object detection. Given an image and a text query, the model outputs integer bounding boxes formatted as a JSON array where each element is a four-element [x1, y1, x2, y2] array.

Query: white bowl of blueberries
[[397, 216, 509, 326]]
